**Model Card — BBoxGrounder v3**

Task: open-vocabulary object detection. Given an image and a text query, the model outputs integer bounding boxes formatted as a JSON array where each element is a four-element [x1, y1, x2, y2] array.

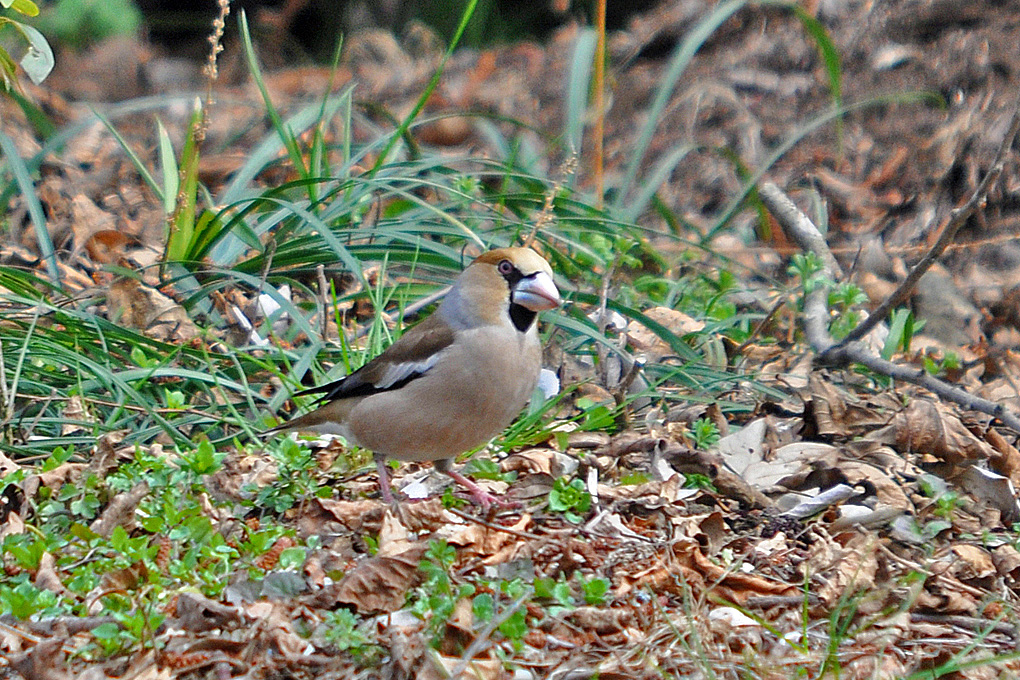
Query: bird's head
[[443, 247, 561, 331]]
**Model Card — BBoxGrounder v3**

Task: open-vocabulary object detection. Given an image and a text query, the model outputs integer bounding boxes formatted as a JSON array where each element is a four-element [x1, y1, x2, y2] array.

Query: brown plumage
[[263, 247, 561, 507]]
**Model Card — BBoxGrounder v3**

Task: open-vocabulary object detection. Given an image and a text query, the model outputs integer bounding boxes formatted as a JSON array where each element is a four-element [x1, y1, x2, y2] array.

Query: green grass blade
[[565, 28, 597, 156], [372, 0, 480, 171], [0, 129, 59, 282], [614, 0, 748, 209], [155, 117, 177, 213]]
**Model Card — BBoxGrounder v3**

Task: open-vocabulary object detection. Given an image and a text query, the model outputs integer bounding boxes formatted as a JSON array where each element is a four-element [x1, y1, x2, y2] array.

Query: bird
[[262, 247, 561, 508]]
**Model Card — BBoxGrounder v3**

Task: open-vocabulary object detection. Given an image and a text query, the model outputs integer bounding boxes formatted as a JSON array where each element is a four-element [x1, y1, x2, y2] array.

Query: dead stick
[[832, 92, 1020, 349], [758, 181, 1020, 434]]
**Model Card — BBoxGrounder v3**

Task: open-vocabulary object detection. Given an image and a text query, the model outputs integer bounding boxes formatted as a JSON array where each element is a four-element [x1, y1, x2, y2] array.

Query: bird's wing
[[293, 314, 456, 403]]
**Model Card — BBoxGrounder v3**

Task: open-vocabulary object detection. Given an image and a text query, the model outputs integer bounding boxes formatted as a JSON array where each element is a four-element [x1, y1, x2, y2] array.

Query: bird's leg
[[433, 458, 517, 510], [373, 452, 397, 504]]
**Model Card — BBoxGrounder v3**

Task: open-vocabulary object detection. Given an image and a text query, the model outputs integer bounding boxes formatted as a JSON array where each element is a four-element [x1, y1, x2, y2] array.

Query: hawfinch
[[263, 247, 561, 507]]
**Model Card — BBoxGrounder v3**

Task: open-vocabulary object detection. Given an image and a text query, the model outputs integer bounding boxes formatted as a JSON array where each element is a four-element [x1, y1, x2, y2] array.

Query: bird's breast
[[346, 325, 541, 461]]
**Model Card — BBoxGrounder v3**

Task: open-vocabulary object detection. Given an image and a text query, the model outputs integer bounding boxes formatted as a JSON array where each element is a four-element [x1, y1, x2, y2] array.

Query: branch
[[758, 181, 1020, 434], [758, 183, 838, 354], [831, 93, 1020, 349]]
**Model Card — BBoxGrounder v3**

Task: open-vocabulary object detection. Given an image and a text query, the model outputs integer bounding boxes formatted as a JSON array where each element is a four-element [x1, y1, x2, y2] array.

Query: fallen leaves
[[5, 366, 1020, 678]]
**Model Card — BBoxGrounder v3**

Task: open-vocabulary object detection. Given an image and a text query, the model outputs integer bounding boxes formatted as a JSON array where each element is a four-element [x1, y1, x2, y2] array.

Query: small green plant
[[462, 457, 516, 484], [683, 472, 716, 491], [411, 540, 475, 642], [689, 417, 721, 449], [177, 438, 224, 476], [472, 579, 530, 649], [787, 252, 828, 295], [0, 576, 66, 619], [534, 575, 575, 615], [250, 438, 327, 513], [534, 573, 610, 612], [323, 609, 371, 653], [33, 0, 141, 51], [882, 308, 924, 360], [439, 486, 468, 509], [932, 490, 962, 522], [548, 477, 592, 524], [912, 474, 958, 540], [88, 606, 164, 657], [579, 575, 610, 605], [619, 471, 651, 485], [828, 282, 868, 340], [574, 396, 616, 432], [922, 350, 960, 377]]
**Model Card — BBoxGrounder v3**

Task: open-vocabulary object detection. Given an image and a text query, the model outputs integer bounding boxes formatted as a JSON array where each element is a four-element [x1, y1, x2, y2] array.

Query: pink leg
[[434, 458, 518, 510], [374, 453, 396, 504]]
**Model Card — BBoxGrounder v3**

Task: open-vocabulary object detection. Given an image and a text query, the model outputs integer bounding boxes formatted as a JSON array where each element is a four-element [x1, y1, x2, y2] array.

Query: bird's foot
[[442, 467, 520, 511]]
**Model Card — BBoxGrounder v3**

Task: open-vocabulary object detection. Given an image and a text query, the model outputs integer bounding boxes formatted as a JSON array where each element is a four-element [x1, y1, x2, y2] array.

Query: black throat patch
[[509, 303, 537, 333]]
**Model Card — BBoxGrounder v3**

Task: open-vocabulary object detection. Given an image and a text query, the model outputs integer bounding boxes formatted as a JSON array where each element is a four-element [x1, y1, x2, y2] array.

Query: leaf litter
[[6, 0, 1020, 678]]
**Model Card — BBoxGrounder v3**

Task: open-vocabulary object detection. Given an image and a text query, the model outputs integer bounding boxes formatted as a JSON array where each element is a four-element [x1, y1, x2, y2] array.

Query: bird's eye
[[497, 259, 514, 275]]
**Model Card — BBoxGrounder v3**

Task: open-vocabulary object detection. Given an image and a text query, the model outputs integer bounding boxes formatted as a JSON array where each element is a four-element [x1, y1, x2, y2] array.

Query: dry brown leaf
[[867, 399, 996, 466], [89, 561, 149, 612], [806, 373, 897, 437], [671, 512, 727, 555], [378, 508, 418, 556], [383, 623, 445, 680], [932, 545, 996, 585], [59, 395, 90, 436], [22, 462, 87, 499], [85, 229, 132, 265], [983, 426, 1020, 482], [298, 498, 385, 537], [169, 592, 246, 632], [90, 482, 148, 538], [992, 544, 1020, 580], [0, 511, 25, 542], [957, 466, 1020, 525], [70, 194, 117, 253], [807, 531, 879, 608], [326, 542, 428, 613], [392, 499, 448, 534], [617, 538, 796, 603], [447, 514, 531, 562], [926, 583, 978, 615], [708, 606, 764, 651], [627, 306, 704, 360], [841, 651, 909, 680], [431, 654, 502, 680], [501, 447, 562, 477], [565, 606, 633, 633], [0, 451, 19, 477], [106, 277, 200, 342], [6, 637, 71, 680], [839, 461, 913, 513], [687, 544, 797, 604], [34, 552, 68, 596]]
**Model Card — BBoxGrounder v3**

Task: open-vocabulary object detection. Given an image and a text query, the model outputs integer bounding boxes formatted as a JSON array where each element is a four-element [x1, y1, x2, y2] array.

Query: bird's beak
[[512, 271, 561, 311]]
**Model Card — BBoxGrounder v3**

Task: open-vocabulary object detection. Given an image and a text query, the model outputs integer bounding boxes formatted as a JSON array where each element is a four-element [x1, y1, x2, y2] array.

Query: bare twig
[[445, 506, 545, 540], [911, 613, 1017, 637], [833, 93, 1020, 349], [522, 154, 576, 247], [316, 263, 329, 342], [761, 184, 844, 281], [448, 592, 531, 679], [759, 181, 1020, 433], [592, 0, 607, 207]]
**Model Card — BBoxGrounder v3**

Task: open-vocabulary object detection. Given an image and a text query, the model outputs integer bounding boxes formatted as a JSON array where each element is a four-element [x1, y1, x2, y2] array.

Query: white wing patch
[[373, 351, 443, 389]]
